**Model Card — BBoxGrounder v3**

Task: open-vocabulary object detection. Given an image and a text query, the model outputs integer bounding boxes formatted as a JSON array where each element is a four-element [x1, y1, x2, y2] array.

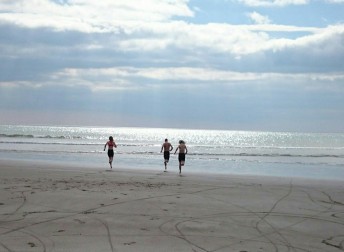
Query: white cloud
[[115, 22, 341, 57], [65, 67, 344, 81], [0, 0, 194, 32], [4, 66, 343, 92], [238, 0, 309, 7], [325, 0, 344, 3], [1, 0, 343, 80], [247, 12, 271, 24], [1, 0, 341, 58]]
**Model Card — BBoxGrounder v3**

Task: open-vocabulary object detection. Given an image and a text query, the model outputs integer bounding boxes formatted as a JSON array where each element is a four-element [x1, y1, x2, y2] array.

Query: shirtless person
[[174, 140, 188, 174], [161, 139, 173, 171]]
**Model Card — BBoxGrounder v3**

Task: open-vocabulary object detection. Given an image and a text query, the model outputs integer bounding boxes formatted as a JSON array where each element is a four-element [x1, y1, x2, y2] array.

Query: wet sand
[[0, 159, 343, 252]]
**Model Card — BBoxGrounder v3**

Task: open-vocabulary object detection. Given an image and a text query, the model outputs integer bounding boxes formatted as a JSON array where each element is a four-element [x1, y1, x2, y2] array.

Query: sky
[[0, 0, 343, 132]]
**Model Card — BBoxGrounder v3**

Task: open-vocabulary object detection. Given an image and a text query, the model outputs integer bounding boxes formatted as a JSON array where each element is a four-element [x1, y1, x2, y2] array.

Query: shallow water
[[1, 125, 344, 180]]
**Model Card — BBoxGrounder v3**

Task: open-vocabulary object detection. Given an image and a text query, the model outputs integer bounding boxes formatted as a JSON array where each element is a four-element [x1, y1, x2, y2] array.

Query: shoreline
[[1, 156, 344, 182], [1, 159, 344, 251]]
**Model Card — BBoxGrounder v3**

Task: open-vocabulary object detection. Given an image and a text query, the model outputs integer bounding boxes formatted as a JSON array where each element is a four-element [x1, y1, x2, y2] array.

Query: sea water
[[0, 125, 344, 180]]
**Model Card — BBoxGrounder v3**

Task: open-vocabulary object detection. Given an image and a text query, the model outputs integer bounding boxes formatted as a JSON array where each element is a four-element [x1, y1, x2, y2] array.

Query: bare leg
[[109, 157, 113, 169], [179, 163, 181, 174]]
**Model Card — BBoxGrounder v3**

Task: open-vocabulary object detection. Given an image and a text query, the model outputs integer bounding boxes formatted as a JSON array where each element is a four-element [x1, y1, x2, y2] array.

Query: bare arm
[[104, 143, 107, 151], [174, 146, 179, 154]]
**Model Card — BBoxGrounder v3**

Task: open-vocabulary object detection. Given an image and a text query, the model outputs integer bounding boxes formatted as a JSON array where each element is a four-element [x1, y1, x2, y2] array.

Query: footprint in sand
[[124, 242, 136, 245], [74, 219, 86, 224], [82, 210, 96, 214], [28, 242, 36, 247]]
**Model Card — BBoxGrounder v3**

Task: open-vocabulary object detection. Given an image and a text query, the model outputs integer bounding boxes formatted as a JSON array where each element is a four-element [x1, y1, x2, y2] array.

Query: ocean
[[0, 125, 344, 180]]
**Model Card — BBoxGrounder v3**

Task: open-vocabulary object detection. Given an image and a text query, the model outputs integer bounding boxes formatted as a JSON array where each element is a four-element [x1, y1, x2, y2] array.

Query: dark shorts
[[164, 151, 170, 161], [108, 149, 114, 158], [178, 153, 186, 162]]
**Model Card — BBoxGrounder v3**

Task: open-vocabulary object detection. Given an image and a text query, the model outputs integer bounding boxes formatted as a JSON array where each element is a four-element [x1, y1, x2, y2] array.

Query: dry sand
[[0, 159, 344, 252]]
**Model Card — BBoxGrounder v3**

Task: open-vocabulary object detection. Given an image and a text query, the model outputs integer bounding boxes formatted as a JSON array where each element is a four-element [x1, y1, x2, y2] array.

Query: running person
[[174, 140, 188, 174], [104, 136, 117, 169], [161, 139, 173, 171]]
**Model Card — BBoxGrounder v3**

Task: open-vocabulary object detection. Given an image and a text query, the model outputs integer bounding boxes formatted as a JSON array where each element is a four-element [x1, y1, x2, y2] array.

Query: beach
[[0, 159, 343, 252]]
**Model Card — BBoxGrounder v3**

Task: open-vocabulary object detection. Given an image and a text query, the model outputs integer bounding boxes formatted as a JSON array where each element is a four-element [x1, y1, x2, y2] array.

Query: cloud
[[1, 18, 343, 93], [2, 66, 343, 95], [0, 0, 194, 32], [325, 0, 344, 3], [0, 0, 343, 131], [1, 71, 343, 131], [238, 0, 309, 7], [247, 12, 272, 24], [1, 0, 342, 62]]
